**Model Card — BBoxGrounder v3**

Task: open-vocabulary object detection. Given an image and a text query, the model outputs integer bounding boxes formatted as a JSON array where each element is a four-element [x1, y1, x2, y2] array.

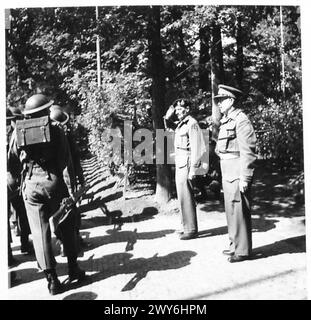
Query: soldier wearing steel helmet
[[215, 84, 257, 263], [7, 94, 85, 295], [49, 104, 88, 254]]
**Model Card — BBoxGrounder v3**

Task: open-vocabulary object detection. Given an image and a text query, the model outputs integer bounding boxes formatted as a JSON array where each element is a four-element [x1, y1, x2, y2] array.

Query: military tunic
[[8, 124, 78, 270], [216, 108, 257, 256], [175, 115, 208, 234]]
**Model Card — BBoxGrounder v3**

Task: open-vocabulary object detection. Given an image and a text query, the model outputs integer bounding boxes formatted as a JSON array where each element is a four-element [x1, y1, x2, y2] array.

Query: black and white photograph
[[1, 0, 310, 302]]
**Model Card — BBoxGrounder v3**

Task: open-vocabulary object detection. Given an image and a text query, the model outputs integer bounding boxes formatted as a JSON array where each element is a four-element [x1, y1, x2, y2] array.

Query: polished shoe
[[48, 278, 63, 295], [222, 250, 234, 256], [46, 273, 63, 295], [68, 265, 86, 282], [179, 232, 197, 240], [228, 254, 249, 263]]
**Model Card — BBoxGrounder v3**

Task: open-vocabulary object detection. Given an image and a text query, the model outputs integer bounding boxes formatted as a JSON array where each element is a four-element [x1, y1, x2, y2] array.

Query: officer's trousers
[[22, 167, 78, 270], [222, 178, 252, 256], [175, 165, 198, 234]]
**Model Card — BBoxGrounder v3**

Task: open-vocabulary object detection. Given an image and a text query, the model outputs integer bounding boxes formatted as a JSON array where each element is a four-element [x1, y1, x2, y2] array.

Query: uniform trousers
[[222, 178, 252, 256], [22, 166, 78, 270], [10, 194, 31, 245], [175, 164, 198, 234]]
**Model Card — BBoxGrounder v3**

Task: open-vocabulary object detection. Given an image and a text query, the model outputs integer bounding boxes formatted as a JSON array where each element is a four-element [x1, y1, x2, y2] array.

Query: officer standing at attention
[[215, 84, 257, 263], [164, 99, 208, 240], [7, 94, 85, 295]]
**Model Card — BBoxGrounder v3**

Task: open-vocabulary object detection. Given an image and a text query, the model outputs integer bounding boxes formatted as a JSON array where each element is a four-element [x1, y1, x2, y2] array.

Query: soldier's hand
[[239, 180, 249, 193], [164, 105, 175, 120], [188, 171, 196, 180]]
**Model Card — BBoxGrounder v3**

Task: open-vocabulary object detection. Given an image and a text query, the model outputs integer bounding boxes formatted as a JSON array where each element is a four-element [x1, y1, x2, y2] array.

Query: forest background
[[5, 4, 303, 204]]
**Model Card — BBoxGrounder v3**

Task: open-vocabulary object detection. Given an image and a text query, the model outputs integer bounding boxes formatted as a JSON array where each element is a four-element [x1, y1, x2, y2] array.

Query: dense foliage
[[6, 5, 303, 200]]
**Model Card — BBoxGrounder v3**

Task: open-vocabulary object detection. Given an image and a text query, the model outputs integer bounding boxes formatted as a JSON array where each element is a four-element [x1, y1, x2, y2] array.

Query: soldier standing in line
[[7, 107, 33, 256], [214, 85, 257, 263], [8, 94, 85, 295], [164, 99, 208, 240], [49, 105, 88, 254]]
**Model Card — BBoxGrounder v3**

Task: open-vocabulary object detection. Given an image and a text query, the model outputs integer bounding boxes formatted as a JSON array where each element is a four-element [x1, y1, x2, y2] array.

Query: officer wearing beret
[[215, 85, 257, 263], [8, 94, 85, 295], [164, 99, 208, 240]]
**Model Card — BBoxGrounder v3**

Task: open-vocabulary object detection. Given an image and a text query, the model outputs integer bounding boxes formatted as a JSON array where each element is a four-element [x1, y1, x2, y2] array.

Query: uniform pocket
[[223, 179, 241, 203]]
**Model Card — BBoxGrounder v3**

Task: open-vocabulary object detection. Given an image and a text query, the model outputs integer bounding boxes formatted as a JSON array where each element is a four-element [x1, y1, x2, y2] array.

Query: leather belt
[[219, 153, 240, 160]]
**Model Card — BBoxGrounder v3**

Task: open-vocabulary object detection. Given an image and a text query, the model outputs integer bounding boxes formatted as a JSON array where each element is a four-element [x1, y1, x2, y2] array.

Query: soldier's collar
[[227, 108, 242, 120], [177, 115, 191, 128]]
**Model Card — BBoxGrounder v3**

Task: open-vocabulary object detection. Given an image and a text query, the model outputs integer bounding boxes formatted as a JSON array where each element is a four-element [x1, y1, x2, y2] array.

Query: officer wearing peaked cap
[[215, 84, 257, 263]]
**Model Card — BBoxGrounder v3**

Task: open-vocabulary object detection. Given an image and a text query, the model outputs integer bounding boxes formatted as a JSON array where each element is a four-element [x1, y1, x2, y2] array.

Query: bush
[[249, 93, 303, 168], [62, 70, 152, 170]]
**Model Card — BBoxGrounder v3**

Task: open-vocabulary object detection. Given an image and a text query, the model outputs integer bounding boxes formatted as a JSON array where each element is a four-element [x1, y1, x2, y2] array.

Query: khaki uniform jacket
[[8, 124, 75, 198], [174, 115, 209, 175], [216, 108, 257, 182]]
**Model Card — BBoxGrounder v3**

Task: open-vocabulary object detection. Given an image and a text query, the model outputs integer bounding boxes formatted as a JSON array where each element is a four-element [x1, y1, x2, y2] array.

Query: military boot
[[44, 269, 63, 295], [68, 259, 85, 282]]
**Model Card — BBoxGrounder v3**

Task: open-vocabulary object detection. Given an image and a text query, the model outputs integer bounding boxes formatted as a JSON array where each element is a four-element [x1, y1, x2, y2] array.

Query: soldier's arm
[[236, 116, 257, 183], [7, 130, 22, 178], [189, 122, 204, 175], [7, 130, 22, 195]]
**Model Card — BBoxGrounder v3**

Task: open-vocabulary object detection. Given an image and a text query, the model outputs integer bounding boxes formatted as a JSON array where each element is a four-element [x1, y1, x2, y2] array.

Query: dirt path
[[5, 156, 307, 300]]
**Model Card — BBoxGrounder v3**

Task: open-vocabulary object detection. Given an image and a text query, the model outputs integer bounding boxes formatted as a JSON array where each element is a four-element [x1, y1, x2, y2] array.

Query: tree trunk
[[236, 15, 244, 88], [147, 6, 172, 204], [199, 26, 210, 92], [210, 22, 224, 139]]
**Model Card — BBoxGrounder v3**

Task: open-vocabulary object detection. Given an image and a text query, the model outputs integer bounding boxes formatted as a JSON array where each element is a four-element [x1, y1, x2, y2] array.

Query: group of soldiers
[[7, 94, 86, 295], [7, 83, 257, 296], [164, 84, 257, 262]]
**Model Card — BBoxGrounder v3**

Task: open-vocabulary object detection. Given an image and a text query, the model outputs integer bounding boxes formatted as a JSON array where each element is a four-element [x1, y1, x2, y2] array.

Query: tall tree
[[147, 6, 172, 204], [235, 13, 243, 88], [210, 19, 224, 135], [199, 26, 210, 92]]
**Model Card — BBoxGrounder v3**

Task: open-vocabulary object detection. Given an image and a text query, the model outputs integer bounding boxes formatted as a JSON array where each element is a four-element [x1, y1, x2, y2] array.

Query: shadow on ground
[[78, 227, 175, 252], [80, 206, 159, 229], [252, 235, 306, 260], [10, 250, 197, 295], [197, 217, 279, 238]]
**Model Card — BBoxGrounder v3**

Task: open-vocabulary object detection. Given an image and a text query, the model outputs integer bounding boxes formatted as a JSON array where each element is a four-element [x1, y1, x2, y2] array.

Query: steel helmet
[[23, 94, 54, 115], [49, 105, 69, 125]]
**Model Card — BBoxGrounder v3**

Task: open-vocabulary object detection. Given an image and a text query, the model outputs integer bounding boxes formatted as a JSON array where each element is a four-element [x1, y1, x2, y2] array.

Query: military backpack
[[15, 115, 51, 148]]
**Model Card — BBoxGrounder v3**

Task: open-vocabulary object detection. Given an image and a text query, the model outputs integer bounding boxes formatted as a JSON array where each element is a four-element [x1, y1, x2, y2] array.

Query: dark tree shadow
[[78, 192, 123, 214], [251, 235, 306, 260], [62, 250, 197, 295], [197, 217, 278, 239], [80, 228, 175, 252], [63, 291, 98, 300], [87, 175, 109, 190], [80, 206, 158, 230], [81, 181, 117, 204], [199, 160, 305, 218], [10, 250, 197, 294]]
